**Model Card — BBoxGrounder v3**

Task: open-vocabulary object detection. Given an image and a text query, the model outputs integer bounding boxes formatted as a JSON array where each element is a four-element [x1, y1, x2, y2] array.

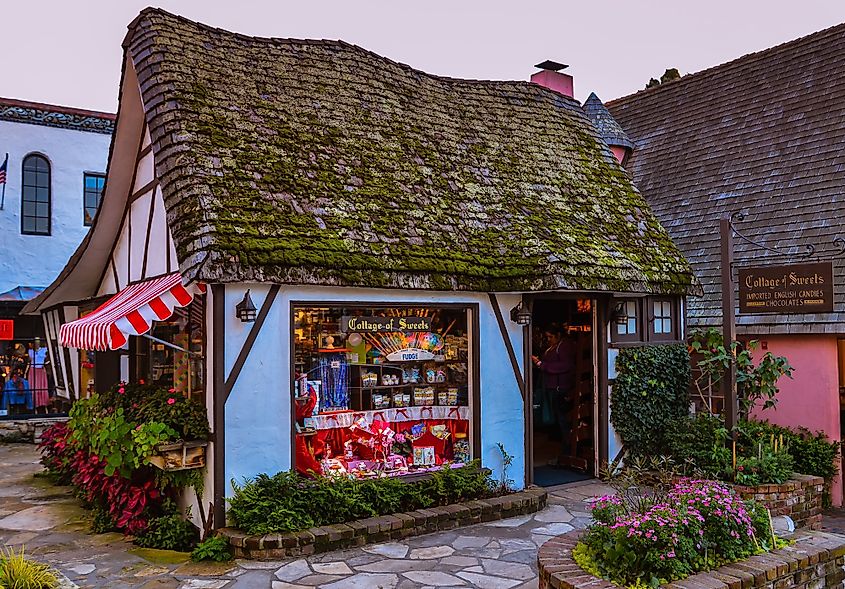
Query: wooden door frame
[[523, 293, 610, 486]]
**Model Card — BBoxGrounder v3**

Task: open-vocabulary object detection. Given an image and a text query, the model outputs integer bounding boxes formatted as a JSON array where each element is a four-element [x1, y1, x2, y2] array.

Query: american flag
[[0, 154, 7, 185]]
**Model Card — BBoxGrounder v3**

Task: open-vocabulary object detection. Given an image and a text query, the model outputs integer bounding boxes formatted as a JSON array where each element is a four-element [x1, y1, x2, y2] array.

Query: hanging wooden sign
[[0, 320, 13, 340], [738, 262, 834, 314]]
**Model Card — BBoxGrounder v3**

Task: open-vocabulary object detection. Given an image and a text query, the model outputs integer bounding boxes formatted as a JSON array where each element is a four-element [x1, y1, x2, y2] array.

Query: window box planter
[[147, 440, 208, 471]]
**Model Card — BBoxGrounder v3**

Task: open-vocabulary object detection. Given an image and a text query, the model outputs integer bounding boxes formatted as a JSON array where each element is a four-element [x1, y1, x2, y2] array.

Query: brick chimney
[[530, 60, 573, 98]]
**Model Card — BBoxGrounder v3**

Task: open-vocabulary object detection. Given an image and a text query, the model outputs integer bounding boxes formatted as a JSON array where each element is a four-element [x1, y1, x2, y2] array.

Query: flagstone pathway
[[0, 443, 614, 588]]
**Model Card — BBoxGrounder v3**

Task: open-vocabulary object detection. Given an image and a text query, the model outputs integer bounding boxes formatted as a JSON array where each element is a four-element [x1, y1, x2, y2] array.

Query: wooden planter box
[[147, 440, 208, 471]]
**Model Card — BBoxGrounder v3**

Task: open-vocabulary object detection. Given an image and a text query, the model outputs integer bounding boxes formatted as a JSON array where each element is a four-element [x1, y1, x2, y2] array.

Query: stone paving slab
[[0, 443, 615, 588]]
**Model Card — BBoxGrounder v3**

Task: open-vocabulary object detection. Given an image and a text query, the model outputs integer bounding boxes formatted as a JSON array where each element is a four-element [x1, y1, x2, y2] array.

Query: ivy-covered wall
[[609, 343, 691, 457]]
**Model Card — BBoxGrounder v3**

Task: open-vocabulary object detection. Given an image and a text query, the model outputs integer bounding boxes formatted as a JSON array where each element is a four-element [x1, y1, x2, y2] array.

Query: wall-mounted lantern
[[236, 289, 257, 322], [510, 302, 531, 326]]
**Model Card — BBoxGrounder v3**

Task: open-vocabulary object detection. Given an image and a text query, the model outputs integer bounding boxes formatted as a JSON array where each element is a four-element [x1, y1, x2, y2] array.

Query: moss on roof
[[126, 8, 697, 294]]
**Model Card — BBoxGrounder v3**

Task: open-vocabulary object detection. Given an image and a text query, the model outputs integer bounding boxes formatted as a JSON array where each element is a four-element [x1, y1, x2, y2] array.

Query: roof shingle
[[127, 8, 696, 294], [608, 23, 845, 330]]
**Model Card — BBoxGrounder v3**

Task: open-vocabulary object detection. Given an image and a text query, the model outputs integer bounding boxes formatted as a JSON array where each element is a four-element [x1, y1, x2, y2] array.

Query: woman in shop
[[532, 326, 576, 463]]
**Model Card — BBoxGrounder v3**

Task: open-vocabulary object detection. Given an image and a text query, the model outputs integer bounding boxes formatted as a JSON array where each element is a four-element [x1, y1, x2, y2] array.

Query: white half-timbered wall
[[97, 125, 178, 297]]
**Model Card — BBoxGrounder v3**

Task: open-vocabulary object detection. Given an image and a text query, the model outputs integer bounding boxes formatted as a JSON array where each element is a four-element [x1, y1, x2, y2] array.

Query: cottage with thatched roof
[[24, 8, 696, 527]]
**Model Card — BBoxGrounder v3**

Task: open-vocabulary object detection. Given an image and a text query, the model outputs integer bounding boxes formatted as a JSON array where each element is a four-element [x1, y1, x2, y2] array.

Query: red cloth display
[[306, 418, 469, 471]]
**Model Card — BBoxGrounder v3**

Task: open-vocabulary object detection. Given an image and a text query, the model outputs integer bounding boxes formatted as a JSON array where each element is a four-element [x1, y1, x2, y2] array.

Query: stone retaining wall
[[733, 474, 824, 530], [0, 418, 68, 443], [538, 529, 845, 589], [220, 487, 547, 560]]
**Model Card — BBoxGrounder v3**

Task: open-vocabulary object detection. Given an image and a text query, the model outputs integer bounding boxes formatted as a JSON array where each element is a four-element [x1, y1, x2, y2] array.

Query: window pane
[[36, 218, 48, 234], [22, 217, 35, 233], [22, 202, 35, 216], [36, 202, 49, 218]]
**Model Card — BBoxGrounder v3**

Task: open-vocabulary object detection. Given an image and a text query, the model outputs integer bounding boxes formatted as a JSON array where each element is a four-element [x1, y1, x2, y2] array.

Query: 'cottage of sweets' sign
[[340, 316, 432, 332], [738, 262, 834, 314]]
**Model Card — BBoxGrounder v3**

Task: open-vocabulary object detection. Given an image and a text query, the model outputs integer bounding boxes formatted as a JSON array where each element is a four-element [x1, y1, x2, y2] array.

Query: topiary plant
[[610, 343, 691, 457]]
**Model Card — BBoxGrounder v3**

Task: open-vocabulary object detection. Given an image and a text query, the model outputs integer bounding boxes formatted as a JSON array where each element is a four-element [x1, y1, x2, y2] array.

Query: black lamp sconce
[[510, 301, 532, 326], [236, 289, 258, 322]]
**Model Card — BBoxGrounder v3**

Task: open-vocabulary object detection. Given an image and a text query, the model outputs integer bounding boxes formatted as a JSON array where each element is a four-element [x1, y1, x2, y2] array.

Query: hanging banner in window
[[0, 320, 13, 340], [738, 262, 834, 314], [340, 316, 431, 333]]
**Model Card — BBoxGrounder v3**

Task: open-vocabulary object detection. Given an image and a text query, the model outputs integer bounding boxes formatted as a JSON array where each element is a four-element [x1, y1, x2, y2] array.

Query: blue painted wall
[[221, 285, 526, 495]]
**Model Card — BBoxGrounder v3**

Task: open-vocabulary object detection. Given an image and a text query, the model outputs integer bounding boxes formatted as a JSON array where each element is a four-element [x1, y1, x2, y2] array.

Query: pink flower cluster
[[669, 479, 755, 539]]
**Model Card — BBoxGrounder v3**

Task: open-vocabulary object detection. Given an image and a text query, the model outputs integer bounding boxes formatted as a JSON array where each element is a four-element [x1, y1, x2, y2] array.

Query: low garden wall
[[538, 529, 845, 589], [733, 474, 824, 530], [0, 417, 68, 443], [220, 487, 547, 559]]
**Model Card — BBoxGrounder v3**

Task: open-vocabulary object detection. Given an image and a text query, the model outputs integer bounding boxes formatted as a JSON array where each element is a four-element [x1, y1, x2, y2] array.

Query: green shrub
[[90, 504, 117, 534], [135, 514, 199, 551], [191, 535, 233, 562], [663, 413, 726, 477], [663, 416, 837, 488], [611, 344, 691, 457], [228, 462, 494, 535], [0, 546, 57, 588]]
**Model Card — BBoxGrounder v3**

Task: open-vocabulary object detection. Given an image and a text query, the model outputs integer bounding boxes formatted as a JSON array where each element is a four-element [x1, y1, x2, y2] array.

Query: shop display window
[[292, 304, 474, 479], [130, 298, 205, 401]]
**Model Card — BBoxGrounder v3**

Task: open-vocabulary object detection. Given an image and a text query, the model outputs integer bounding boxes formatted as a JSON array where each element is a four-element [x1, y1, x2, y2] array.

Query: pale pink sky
[[4, 1, 845, 113]]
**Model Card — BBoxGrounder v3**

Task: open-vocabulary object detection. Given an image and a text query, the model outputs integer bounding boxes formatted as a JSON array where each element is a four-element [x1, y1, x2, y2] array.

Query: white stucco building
[[0, 98, 113, 297]]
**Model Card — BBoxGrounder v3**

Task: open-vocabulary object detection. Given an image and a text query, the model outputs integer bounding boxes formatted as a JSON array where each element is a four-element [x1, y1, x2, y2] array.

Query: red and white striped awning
[[59, 273, 206, 351]]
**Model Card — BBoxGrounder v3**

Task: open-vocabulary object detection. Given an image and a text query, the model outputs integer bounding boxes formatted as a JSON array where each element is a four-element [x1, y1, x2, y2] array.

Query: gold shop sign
[[340, 316, 432, 332], [738, 262, 834, 314]]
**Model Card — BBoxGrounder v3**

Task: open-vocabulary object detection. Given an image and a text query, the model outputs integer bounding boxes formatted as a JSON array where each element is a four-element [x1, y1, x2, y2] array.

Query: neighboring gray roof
[[0, 97, 114, 134], [119, 8, 697, 295], [582, 93, 634, 150], [608, 23, 845, 334]]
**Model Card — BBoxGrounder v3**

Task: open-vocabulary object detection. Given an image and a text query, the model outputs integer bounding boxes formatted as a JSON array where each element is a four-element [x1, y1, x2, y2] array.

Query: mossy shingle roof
[[127, 8, 697, 294]]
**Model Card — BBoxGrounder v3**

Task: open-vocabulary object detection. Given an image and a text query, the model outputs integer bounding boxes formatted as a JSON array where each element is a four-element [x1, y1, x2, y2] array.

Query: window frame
[[83, 172, 106, 226], [610, 298, 642, 343], [21, 153, 52, 236], [289, 300, 481, 473], [647, 297, 678, 342]]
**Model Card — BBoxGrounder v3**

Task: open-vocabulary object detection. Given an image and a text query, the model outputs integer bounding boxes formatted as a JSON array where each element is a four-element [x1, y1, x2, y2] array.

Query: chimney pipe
[[530, 60, 573, 98]]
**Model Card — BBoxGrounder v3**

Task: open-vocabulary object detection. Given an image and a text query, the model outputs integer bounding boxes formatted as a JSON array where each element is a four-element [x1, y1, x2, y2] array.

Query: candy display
[[414, 386, 435, 406], [293, 305, 473, 479], [453, 433, 470, 463]]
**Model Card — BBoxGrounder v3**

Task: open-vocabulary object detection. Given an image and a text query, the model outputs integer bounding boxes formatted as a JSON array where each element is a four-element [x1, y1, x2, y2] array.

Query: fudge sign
[[738, 262, 834, 314]]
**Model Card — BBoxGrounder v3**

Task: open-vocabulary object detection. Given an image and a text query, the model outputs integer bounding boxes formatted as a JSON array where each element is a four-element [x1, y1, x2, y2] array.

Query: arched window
[[21, 154, 51, 235]]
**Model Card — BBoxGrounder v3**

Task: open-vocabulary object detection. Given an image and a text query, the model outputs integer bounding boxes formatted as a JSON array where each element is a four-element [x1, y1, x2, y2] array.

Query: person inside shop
[[531, 325, 576, 463], [2, 367, 33, 414], [28, 338, 50, 413]]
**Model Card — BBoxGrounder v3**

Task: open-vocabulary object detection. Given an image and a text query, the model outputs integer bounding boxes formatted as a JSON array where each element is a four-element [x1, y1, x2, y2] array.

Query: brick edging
[[220, 487, 548, 560], [538, 529, 845, 589], [732, 474, 825, 530]]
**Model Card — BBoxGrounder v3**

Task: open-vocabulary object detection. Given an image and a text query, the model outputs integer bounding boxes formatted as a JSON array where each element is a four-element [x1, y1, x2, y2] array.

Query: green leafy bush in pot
[[610, 344, 691, 457]]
